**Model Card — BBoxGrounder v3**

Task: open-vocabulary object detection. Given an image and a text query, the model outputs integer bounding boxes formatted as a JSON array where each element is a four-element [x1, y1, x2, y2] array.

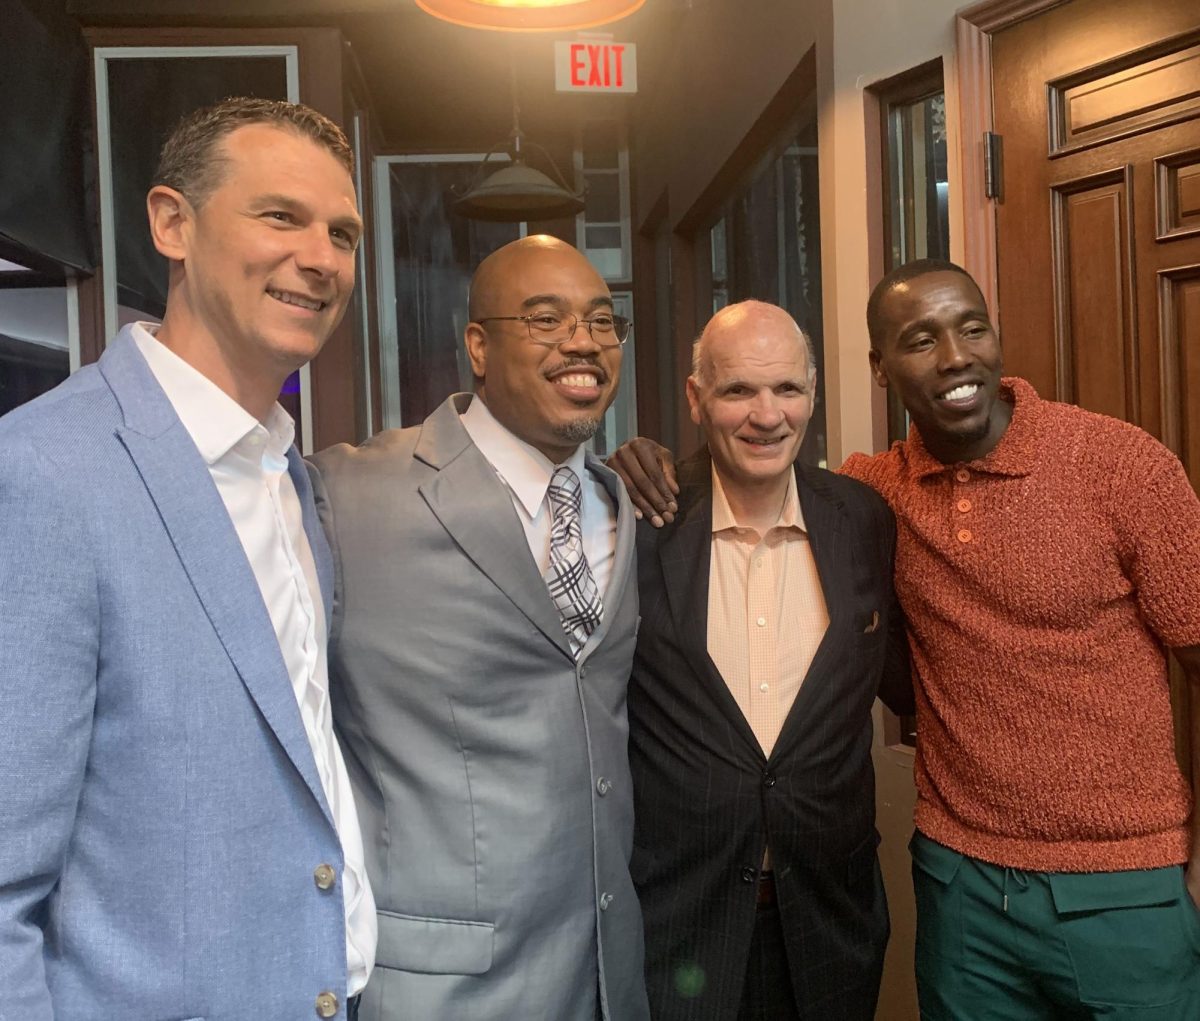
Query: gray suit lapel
[[416, 396, 574, 661], [99, 331, 334, 823], [576, 455, 633, 662]]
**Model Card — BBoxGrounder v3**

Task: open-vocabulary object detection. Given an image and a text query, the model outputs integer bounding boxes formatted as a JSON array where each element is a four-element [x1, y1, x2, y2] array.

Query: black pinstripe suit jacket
[[628, 450, 913, 1021]]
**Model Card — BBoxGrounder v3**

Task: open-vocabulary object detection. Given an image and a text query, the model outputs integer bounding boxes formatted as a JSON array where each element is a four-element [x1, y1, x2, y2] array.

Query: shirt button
[[957, 499, 972, 513], [957, 529, 973, 544], [596, 776, 611, 796], [741, 866, 758, 883], [763, 772, 777, 788], [313, 863, 336, 891], [759, 682, 769, 693], [955, 468, 970, 483], [315, 991, 339, 1018], [599, 892, 613, 911], [755, 558, 764, 567], [756, 616, 767, 627]]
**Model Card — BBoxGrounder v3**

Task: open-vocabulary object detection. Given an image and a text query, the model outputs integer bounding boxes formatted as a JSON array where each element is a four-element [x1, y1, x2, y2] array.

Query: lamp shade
[[414, 0, 645, 32], [454, 159, 585, 221]]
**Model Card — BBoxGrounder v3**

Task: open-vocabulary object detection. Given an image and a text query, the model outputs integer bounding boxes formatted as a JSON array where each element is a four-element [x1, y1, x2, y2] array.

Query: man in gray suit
[[310, 235, 650, 1021]]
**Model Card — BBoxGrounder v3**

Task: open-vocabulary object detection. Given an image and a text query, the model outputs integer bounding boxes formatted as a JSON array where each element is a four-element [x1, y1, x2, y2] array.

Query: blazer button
[[596, 776, 611, 796], [762, 772, 777, 788], [314, 863, 337, 891], [599, 892, 614, 911], [315, 991, 339, 1018], [741, 866, 757, 884]]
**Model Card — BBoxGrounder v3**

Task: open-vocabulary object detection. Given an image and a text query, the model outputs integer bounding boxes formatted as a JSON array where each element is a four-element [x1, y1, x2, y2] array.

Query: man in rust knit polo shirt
[[846, 260, 1200, 1020], [612, 260, 1200, 1019]]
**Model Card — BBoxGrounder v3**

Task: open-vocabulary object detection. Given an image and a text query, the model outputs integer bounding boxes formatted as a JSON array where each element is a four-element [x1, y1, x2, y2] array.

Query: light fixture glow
[[414, 0, 645, 32]]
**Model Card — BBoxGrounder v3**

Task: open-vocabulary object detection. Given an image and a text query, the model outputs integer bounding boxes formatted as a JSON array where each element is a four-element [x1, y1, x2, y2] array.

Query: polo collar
[[905, 376, 1041, 480]]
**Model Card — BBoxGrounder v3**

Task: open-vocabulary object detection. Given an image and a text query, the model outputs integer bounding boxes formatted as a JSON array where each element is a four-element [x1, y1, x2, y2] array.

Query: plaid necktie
[[544, 466, 604, 656]]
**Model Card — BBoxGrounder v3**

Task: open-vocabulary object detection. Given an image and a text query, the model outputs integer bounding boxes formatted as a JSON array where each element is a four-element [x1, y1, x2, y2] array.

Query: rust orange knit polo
[[843, 378, 1200, 872]]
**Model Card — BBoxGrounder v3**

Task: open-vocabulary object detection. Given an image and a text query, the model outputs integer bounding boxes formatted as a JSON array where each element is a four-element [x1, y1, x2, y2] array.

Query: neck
[[924, 398, 1015, 465], [154, 313, 289, 424], [717, 468, 791, 535]]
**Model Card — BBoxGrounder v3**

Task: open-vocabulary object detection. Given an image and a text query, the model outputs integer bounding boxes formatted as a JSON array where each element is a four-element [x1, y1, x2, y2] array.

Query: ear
[[147, 185, 193, 263], [868, 346, 888, 389], [685, 375, 702, 426], [464, 322, 488, 379]]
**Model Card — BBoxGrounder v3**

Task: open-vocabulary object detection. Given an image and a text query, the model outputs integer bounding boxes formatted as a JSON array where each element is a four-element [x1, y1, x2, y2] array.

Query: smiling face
[[687, 302, 814, 494], [151, 122, 362, 411], [869, 270, 1011, 463], [465, 237, 622, 463]]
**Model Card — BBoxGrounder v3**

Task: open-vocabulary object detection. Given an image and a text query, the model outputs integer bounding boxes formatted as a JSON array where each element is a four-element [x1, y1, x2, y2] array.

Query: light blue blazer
[[0, 328, 351, 1020]]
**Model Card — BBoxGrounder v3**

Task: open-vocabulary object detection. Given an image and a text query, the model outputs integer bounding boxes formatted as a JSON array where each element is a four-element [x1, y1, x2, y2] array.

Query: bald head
[[469, 235, 603, 323], [692, 301, 815, 387]]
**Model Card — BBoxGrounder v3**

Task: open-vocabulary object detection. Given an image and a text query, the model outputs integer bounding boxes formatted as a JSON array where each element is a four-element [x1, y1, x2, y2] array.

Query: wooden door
[[990, 0, 1200, 775]]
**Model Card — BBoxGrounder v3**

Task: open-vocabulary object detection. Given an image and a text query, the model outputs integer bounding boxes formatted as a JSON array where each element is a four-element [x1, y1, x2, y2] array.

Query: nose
[[935, 332, 973, 372], [747, 391, 785, 429], [557, 316, 603, 355]]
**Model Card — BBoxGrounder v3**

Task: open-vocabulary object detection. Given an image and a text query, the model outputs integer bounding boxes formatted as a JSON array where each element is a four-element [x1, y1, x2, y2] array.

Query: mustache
[[542, 356, 610, 385]]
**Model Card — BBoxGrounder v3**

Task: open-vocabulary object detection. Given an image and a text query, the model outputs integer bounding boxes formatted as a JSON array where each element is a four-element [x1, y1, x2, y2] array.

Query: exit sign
[[554, 40, 637, 94]]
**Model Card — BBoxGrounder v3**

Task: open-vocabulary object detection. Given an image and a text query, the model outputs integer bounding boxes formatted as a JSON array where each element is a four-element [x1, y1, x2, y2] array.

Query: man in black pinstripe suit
[[623, 302, 911, 1021]]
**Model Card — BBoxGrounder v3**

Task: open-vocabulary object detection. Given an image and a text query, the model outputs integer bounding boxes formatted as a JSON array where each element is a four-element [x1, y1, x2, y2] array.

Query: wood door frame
[[953, 0, 1072, 330]]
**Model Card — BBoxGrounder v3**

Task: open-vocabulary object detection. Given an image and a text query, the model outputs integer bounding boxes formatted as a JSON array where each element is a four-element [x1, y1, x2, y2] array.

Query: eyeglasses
[[474, 311, 632, 347]]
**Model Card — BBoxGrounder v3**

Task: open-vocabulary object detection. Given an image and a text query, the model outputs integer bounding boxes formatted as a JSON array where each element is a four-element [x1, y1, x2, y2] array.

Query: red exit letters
[[569, 43, 627, 89]]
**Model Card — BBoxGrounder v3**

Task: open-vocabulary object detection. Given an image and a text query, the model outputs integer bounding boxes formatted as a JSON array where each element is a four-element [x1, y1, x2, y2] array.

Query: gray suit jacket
[[309, 393, 649, 1021]]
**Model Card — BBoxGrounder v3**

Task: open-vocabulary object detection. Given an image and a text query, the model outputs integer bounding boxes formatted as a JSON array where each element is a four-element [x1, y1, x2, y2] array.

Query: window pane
[[583, 172, 621, 223], [0, 287, 70, 417]]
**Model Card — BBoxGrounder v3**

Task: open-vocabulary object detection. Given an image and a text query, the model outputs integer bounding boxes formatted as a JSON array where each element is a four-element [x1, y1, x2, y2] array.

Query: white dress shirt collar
[[130, 322, 294, 465], [460, 392, 590, 513]]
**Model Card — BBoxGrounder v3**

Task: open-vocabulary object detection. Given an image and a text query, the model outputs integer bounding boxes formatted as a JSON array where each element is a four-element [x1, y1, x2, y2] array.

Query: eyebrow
[[899, 308, 990, 340], [520, 294, 614, 312]]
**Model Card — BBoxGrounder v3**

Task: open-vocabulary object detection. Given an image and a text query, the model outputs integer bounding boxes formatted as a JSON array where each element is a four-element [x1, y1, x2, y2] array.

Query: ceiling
[[62, 0, 682, 151]]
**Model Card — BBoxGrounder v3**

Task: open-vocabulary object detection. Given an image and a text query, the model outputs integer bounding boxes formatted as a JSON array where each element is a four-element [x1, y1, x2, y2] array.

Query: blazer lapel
[[660, 452, 762, 757], [416, 396, 574, 662], [576, 454, 632, 661], [99, 331, 333, 823], [769, 464, 850, 761]]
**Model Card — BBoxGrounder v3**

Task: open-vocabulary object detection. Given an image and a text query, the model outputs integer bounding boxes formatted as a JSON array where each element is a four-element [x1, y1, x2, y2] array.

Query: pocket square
[[863, 610, 880, 634]]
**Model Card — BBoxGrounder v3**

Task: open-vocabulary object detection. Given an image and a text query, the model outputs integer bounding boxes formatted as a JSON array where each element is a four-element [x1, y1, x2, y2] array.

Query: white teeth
[[269, 289, 323, 311], [940, 384, 979, 401], [556, 373, 598, 387]]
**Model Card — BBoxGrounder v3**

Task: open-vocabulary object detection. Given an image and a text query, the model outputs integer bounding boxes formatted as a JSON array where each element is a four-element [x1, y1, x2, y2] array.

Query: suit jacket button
[[596, 776, 611, 796], [315, 991, 339, 1018], [599, 892, 613, 911], [762, 772, 777, 788], [314, 863, 337, 891], [741, 866, 757, 883]]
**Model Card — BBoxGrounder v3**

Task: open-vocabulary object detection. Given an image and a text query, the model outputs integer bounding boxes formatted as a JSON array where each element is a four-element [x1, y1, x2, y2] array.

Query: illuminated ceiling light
[[414, 0, 645, 33]]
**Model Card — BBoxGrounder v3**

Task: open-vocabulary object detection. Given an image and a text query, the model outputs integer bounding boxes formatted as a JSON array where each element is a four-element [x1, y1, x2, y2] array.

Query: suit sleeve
[[873, 496, 915, 716], [0, 441, 98, 1019]]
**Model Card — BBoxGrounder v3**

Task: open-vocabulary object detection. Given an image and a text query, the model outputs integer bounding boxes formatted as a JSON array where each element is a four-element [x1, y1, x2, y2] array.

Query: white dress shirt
[[460, 394, 617, 600], [132, 324, 376, 995]]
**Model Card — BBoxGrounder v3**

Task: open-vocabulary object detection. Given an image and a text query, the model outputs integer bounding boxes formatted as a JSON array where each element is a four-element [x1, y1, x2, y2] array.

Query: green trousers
[[911, 831, 1200, 1020]]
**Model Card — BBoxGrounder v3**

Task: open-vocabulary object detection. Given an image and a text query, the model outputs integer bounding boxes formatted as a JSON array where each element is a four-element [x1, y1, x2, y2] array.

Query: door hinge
[[983, 131, 1003, 200]]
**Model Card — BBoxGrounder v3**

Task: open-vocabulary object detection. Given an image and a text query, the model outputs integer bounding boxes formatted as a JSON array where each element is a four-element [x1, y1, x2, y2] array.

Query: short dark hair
[[152, 97, 354, 208], [866, 258, 983, 349]]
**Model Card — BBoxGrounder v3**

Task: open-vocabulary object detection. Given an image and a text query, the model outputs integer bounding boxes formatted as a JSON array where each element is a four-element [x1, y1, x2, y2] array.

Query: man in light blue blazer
[[0, 98, 374, 1020]]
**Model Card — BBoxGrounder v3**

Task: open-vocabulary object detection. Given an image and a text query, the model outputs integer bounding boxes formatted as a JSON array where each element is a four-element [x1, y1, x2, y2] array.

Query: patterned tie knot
[[544, 465, 604, 657]]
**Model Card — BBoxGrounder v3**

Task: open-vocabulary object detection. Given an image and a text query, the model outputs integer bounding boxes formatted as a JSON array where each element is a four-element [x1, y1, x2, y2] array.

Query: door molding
[[954, 0, 1072, 327]]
